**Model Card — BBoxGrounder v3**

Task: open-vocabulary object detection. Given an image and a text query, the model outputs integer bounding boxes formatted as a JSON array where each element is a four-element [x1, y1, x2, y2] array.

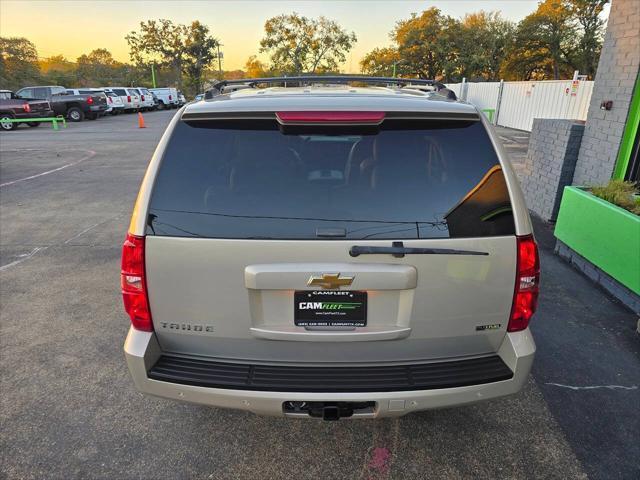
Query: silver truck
[[123, 76, 539, 420]]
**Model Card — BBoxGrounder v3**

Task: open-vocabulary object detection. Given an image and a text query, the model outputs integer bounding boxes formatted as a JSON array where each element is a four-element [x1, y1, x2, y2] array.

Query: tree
[[259, 13, 356, 74], [568, 0, 608, 78], [245, 55, 271, 77], [76, 49, 125, 86], [502, 0, 576, 80], [359, 47, 401, 77], [0, 37, 41, 90], [455, 12, 515, 81], [126, 19, 219, 94], [392, 8, 458, 80], [183, 21, 219, 93], [126, 19, 189, 88]]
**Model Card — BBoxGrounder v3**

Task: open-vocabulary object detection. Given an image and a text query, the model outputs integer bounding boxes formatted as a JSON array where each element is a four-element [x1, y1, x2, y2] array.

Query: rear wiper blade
[[349, 241, 488, 258]]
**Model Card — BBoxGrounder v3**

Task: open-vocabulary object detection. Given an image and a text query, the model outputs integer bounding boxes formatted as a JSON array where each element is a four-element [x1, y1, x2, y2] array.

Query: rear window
[[112, 89, 126, 96], [147, 118, 515, 239]]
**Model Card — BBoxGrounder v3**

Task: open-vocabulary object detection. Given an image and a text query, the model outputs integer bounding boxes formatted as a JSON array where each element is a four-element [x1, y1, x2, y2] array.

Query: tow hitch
[[283, 401, 376, 420]]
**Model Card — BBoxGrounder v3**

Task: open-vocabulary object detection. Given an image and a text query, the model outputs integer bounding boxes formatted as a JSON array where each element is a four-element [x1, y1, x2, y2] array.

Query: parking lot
[[1, 111, 638, 480]]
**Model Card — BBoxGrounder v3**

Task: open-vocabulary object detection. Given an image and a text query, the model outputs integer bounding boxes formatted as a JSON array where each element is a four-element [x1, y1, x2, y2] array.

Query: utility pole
[[151, 63, 157, 88], [217, 43, 224, 80]]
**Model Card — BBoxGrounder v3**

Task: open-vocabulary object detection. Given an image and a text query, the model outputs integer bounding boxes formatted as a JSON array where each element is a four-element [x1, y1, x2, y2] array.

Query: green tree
[[245, 55, 271, 77], [359, 47, 401, 77], [455, 11, 515, 81], [183, 21, 219, 93], [76, 48, 125, 86], [0, 37, 41, 90], [392, 8, 458, 80], [259, 13, 356, 74], [502, 0, 576, 80], [126, 19, 189, 88], [568, 0, 608, 78]]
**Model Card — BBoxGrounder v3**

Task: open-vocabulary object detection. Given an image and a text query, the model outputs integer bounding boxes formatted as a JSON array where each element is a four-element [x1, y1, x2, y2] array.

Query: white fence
[[445, 79, 594, 131]]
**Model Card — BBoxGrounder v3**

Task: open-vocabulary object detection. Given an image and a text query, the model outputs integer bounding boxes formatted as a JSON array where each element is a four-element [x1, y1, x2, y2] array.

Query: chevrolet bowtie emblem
[[307, 273, 354, 289]]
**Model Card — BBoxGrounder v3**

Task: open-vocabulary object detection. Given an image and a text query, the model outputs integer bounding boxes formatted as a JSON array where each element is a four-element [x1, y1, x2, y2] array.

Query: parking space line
[[0, 247, 47, 272], [0, 150, 96, 188]]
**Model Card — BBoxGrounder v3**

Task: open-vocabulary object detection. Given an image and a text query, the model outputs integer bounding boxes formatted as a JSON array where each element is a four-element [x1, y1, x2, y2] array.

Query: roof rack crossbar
[[206, 75, 447, 95]]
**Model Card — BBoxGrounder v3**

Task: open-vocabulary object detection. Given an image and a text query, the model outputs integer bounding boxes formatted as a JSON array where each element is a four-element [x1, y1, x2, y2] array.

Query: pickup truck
[[0, 90, 54, 131], [15, 85, 107, 121]]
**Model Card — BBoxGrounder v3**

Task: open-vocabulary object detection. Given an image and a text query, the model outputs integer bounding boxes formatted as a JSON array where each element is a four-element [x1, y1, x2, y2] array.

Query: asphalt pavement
[[1, 111, 638, 480]]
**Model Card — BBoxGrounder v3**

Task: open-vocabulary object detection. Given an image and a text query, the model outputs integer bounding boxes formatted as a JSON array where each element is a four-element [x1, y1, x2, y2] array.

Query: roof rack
[[204, 75, 451, 99]]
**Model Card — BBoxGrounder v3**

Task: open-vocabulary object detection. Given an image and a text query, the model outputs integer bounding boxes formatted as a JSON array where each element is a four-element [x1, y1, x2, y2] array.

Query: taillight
[[508, 235, 540, 332], [121, 233, 153, 331], [22, 103, 31, 113], [169, 95, 172, 100], [141, 95, 145, 101], [127, 95, 131, 103], [276, 111, 385, 124], [87, 96, 94, 105], [108, 97, 112, 104]]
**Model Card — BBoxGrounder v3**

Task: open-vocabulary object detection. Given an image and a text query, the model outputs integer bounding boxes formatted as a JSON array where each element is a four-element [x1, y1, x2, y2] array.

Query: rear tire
[[27, 122, 40, 127], [0, 114, 17, 131], [157, 101, 166, 110], [67, 107, 84, 122]]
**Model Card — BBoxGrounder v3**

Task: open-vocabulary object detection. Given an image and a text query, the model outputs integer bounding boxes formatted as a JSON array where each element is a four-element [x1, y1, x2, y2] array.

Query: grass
[[590, 180, 640, 216]]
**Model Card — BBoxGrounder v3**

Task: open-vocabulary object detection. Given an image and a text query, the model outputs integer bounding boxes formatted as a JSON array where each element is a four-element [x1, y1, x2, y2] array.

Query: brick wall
[[521, 119, 585, 221], [572, 0, 640, 186]]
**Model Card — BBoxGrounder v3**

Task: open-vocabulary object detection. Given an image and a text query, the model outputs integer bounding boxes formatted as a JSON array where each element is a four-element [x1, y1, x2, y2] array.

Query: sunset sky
[[1, 0, 548, 72]]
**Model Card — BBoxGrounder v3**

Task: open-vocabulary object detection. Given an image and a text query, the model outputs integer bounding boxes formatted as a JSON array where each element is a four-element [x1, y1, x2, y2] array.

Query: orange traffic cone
[[138, 112, 146, 128]]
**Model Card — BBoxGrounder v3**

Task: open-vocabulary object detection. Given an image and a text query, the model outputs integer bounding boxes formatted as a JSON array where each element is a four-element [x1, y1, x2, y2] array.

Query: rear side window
[[147, 118, 515, 240], [113, 89, 126, 96]]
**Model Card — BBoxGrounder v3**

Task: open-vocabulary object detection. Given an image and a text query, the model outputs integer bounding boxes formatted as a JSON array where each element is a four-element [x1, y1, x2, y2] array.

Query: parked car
[[177, 91, 186, 106], [0, 89, 54, 131], [105, 87, 140, 112], [15, 85, 107, 121], [105, 91, 125, 115], [193, 93, 204, 102], [123, 76, 540, 420], [149, 87, 178, 109], [64, 89, 109, 118], [137, 88, 156, 111]]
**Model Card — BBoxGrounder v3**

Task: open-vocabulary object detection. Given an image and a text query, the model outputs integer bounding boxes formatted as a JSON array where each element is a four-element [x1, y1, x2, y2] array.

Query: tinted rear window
[[112, 89, 126, 95], [147, 118, 515, 239]]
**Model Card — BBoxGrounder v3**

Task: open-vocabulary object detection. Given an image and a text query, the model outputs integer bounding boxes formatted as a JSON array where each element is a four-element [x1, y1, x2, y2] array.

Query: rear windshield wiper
[[349, 241, 488, 258]]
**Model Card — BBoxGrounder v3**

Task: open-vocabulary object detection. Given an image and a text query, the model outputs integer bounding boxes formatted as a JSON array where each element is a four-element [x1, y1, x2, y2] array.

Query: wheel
[[27, 122, 41, 127], [0, 114, 17, 131], [157, 101, 166, 110], [67, 107, 84, 122]]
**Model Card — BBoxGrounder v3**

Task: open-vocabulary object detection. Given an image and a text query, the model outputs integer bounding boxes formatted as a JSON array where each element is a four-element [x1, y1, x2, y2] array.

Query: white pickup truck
[[149, 87, 179, 109]]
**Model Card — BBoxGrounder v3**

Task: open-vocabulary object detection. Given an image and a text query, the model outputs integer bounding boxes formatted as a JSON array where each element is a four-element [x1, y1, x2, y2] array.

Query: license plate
[[294, 291, 367, 327]]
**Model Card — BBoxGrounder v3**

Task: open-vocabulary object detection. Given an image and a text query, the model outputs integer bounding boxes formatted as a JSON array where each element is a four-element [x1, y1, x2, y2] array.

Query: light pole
[[217, 43, 224, 79]]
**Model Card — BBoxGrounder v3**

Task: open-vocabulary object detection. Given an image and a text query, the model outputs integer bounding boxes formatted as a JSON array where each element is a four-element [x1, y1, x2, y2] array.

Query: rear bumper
[[124, 327, 535, 418]]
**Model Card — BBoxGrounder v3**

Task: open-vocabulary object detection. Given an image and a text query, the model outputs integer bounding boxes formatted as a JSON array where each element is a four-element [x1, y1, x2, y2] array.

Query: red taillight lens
[[141, 95, 145, 101], [87, 96, 94, 105], [22, 103, 31, 113], [108, 97, 112, 104], [169, 95, 172, 100], [276, 111, 385, 124], [508, 235, 540, 332], [121, 233, 153, 331], [127, 95, 131, 103]]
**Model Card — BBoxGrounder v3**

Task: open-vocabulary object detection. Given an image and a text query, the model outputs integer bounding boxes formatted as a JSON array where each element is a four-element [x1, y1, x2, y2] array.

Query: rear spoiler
[[180, 110, 479, 122]]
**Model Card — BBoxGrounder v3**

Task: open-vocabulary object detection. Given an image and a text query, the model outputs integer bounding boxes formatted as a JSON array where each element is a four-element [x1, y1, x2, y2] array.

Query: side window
[[113, 89, 126, 96], [50, 87, 66, 96], [18, 88, 34, 99]]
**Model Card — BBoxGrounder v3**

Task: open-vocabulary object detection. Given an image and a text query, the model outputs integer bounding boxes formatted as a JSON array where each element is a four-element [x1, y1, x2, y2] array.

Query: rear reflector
[[141, 95, 145, 101], [508, 235, 540, 332], [22, 103, 31, 113], [121, 233, 153, 331], [276, 111, 385, 124], [127, 95, 131, 103]]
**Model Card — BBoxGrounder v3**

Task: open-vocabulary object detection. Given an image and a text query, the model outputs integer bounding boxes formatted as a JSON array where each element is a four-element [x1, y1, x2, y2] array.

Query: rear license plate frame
[[294, 290, 367, 327]]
